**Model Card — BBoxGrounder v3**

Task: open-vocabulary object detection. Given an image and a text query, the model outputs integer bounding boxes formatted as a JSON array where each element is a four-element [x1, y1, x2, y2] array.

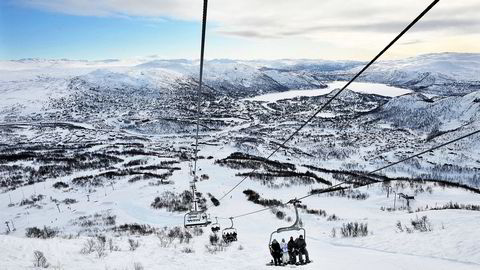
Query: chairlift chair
[[268, 199, 309, 265], [211, 217, 221, 233], [222, 217, 238, 242], [184, 210, 211, 228], [184, 184, 211, 228]]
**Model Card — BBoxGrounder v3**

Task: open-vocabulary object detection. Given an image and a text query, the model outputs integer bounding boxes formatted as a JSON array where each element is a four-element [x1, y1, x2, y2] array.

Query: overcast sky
[[0, 0, 479, 60]]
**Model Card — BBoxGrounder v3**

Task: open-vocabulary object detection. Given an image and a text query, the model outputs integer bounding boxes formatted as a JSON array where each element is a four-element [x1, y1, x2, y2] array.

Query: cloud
[[12, 0, 480, 59], [15, 0, 480, 37]]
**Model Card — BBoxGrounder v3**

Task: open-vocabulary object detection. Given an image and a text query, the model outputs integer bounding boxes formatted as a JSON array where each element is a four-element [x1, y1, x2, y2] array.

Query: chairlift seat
[[184, 211, 211, 228], [211, 217, 221, 232], [222, 228, 238, 242]]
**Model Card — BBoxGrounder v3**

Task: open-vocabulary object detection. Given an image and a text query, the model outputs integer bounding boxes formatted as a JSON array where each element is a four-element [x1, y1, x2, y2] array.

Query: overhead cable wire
[[193, 0, 208, 181]]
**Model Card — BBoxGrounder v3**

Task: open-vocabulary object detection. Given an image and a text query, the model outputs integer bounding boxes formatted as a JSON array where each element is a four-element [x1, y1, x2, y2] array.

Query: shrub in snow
[[410, 216, 432, 232], [327, 214, 339, 221], [108, 238, 120, 252], [416, 201, 480, 212], [80, 236, 108, 257], [157, 232, 173, 248], [396, 221, 404, 232], [151, 190, 207, 212], [193, 227, 203, 236], [73, 212, 116, 229], [81, 238, 96, 255], [53, 181, 69, 189], [340, 222, 368, 237], [396, 216, 433, 233], [156, 226, 195, 247], [33, 250, 49, 268], [95, 236, 106, 258], [205, 240, 229, 254], [113, 223, 155, 235], [331, 228, 336, 238], [133, 262, 144, 270], [20, 194, 45, 206], [25, 226, 58, 239], [124, 159, 147, 167], [181, 247, 195, 253], [243, 189, 283, 207], [128, 238, 140, 251], [327, 189, 369, 200], [62, 198, 78, 205], [209, 233, 219, 245]]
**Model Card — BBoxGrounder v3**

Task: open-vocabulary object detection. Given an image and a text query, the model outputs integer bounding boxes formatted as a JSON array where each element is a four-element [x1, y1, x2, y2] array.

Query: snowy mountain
[[1, 53, 480, 270]]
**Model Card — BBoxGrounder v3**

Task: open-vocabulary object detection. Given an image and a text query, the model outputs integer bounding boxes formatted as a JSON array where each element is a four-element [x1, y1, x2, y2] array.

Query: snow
[[1, 148, 480, 269], [1, 52, 480, 269]]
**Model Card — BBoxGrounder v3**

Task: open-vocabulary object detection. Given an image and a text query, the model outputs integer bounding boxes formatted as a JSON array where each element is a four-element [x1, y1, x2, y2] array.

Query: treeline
[[216, 152, 296, 171], [243, 189, 283, 207], [151, 190, 207, 212]]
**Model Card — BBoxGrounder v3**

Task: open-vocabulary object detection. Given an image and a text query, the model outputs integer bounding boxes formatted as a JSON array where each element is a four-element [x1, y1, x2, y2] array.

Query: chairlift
[[184, 210, 211, 228], [268, 199, 310, 265], [211, 217, 221, 233], [222, 217, 238, 242], [184, 182, 211, 228]]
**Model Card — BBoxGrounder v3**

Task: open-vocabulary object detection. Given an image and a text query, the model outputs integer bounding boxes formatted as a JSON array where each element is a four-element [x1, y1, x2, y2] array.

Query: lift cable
[[213, 127, 479, 220], [193, 0, 208, 182], [214, 0, 440, 204], [214, 185, 349, 220]]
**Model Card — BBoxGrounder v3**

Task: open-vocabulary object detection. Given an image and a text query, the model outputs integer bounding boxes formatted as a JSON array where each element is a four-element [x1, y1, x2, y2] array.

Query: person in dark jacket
[[295, 235, 310, 264], [270, 239, 283, 266], [287, 236, 297, 264]]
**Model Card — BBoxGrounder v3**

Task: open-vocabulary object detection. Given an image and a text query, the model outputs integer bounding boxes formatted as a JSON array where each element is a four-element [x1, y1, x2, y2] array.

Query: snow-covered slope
[[1, 53, 480, 270], [372, 91, 480, 132]]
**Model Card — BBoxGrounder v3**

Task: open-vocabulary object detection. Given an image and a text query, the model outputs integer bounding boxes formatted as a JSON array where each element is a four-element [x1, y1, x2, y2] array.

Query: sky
[[0, 0, 479, 61]]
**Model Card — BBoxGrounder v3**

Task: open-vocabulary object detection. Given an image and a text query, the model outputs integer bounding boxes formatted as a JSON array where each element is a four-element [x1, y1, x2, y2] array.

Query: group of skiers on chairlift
[[223, 231, 237, 242], [270, 235, 310, 266]]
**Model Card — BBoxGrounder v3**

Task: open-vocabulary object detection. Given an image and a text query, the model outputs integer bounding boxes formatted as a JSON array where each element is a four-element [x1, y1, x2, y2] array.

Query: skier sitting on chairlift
[[280, 238, 289, 264], [295, 235, 310, 264], [270, 239, 283, 266], [287, 236, 297, 264]]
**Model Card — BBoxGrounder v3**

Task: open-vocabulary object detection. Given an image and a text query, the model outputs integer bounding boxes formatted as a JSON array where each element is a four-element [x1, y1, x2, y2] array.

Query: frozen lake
[[246, 81, 412, 102]]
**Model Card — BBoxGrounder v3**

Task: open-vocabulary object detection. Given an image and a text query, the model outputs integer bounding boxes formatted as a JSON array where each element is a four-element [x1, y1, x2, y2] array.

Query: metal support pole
[[393, 191, 396, 210]]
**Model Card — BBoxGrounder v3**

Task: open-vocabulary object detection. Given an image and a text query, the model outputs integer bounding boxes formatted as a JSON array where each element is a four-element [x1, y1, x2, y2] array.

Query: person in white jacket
[[280, 238, 289, 265]]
